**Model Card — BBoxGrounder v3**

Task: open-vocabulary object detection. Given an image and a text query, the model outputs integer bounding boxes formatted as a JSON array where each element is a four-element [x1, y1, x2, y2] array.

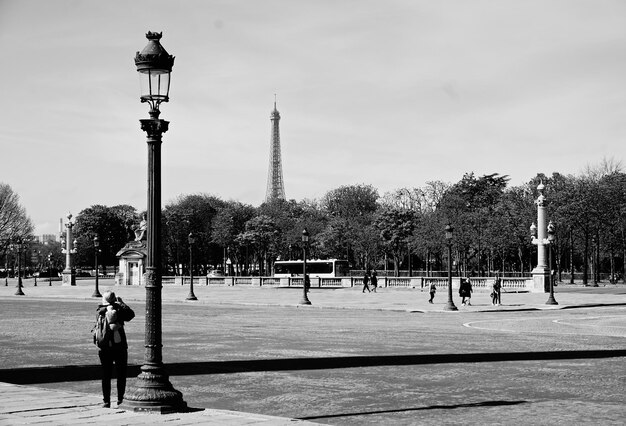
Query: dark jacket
[[96, 301, 135, 350]]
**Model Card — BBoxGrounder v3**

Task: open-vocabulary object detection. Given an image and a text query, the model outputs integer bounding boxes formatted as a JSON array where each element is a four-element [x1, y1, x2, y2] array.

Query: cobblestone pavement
[[1, 280, 625, 425]]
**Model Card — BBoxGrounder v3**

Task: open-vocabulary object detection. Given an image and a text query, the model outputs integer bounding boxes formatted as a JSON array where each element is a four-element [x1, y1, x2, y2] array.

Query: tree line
[[1, 161, 625, 283]]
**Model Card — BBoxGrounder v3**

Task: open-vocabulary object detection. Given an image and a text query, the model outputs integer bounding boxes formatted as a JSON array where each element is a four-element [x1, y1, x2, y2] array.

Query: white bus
[[273, 259, 350, 278]]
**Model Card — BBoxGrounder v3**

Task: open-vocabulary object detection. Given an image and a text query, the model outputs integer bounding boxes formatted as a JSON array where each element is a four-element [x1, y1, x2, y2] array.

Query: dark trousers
[[99, 347, 128, 403]]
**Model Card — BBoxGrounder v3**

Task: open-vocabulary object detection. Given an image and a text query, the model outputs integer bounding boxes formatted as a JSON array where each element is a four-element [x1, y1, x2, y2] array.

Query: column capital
[[140, 118, 169, 138]]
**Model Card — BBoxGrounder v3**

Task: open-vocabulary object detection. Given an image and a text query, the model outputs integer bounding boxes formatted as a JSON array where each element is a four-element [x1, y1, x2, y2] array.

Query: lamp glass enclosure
[[139, 69, 171, 103]]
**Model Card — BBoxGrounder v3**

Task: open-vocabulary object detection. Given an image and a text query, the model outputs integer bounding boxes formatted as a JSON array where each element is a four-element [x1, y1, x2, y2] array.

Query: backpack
[[92, 312, 112, 348]]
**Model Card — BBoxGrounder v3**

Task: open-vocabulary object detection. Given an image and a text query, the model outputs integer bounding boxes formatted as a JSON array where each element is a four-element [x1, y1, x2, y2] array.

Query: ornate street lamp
[[444, 224, 457, 311], [546, 221, 558, 305], [121, 31, 186, 414], [11, 238, 25, 296], [92, 236, 101, 298], [186, 232, 197, 301], [300, 229, 311, 305], [61, 213, 77, 286], [530, 182, 555, 296]]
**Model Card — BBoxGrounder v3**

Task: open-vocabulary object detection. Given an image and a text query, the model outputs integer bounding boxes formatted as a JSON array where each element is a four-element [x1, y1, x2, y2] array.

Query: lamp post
[[47, 253, 52, 286], [92, 236, 102, 298], [546, 221, 558, 305], [530, 182, 553, 295], [300, 229, 311, 305], [33, 250, 40, 286], [121, 32, 185, 414], [11, 238, 25, 296], [61, 213, 77, 286], [444, 224, 457, 311], [186, 232, 197, 301]]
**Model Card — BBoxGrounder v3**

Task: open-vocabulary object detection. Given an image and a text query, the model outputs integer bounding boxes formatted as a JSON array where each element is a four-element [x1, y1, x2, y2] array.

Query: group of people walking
[[427, 273, 503, 306]]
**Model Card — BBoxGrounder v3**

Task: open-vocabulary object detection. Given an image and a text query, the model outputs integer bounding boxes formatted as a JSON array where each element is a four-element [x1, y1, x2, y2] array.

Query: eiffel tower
[[265, 97, 286, 202]]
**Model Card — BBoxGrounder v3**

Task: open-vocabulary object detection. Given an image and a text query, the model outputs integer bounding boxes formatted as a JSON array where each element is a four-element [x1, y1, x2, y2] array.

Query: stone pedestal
[[61, 269, 76, 286], [531, 267, 550, 293]]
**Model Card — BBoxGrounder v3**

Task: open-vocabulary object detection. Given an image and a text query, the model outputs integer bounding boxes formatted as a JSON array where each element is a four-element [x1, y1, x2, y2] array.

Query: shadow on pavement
[[297, 400, 528, 420], [3, 349, 626, 385]]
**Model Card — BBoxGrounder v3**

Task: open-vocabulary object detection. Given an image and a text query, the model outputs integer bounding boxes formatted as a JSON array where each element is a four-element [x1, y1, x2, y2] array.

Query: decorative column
[[530, 183, 550, 293], [61, 213, 77, 286]]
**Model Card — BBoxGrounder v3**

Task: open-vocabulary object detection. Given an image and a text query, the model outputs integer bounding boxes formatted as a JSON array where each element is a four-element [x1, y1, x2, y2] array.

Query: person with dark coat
[[459, 277, 473, 306], [371, 270, 378, 292], [362, 271, 371, 293], [428, 282, 436, 303], [492, 273, 502, 305], [96, 290, 135, 408]]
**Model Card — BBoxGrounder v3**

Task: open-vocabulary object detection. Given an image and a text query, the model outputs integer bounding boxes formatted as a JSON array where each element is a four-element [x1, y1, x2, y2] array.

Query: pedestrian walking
[[459, 277, 473, 306], [362, 270, 371, 293], [492, 273, 502, 305], [428, 282, 436, 303], [96, 290, 135, 408], [371, 270, 378, 292]]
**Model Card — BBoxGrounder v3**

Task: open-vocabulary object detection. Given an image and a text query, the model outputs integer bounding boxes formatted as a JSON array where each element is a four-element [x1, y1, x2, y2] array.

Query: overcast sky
[[1, 0, 625, 235]]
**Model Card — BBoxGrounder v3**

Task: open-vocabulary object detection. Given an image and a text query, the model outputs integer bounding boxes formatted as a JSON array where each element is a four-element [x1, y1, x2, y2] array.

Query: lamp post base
[[443, 301, 458, 311], [186, 293, 197, 301], [15, 285, 25, 296], [546, 294, 558, 305], [92, 289, 102, 298], [119, 367, 187, 414]]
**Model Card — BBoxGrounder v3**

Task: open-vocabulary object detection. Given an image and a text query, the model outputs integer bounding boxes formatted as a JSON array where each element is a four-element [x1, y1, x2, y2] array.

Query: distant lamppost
[[300, 229, 311, 305], [47, 253, 52, 286], [186, 232, 197, 301], [61, 213, 77, 286], [444, 224, 457, 311], [546, 221, 558, 305], [92, 236, 102, 298], [530, 182, 553, 295], [33, 250, 41, 286], [121, 31, 186, 414], [11, 238, 25, 296]]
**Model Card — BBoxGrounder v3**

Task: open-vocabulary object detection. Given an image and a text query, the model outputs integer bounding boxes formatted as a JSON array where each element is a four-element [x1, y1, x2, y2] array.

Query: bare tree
[[0, 183, 34, 245]]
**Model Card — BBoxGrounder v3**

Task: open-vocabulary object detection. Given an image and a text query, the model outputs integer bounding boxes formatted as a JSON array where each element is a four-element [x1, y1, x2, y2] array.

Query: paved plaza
[[1, 279, 625, 425]]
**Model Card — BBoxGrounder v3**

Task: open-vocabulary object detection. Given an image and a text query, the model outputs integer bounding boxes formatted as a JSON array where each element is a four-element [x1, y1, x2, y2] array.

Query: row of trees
[[2, 160, 625, 283]]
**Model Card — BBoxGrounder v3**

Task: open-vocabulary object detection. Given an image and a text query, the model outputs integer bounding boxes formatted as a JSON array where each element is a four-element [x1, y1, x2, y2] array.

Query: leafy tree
[[74, 205, 138, 274], [211, 201, 256, 274], [374, 207, 416, 275], [320, 184, 379, 265], [163, 194, 225, 274], [236, 215, 280, 275]]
